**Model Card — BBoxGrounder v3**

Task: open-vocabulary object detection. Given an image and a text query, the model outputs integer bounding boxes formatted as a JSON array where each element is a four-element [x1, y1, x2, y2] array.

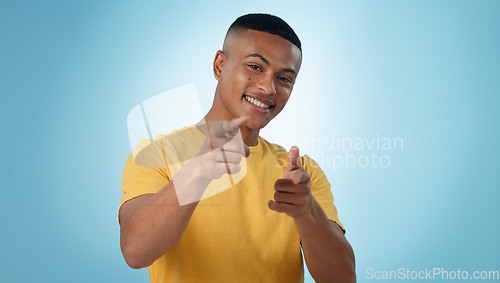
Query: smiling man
[[207, 22, 301, 141], [119, 13, 355, 282]]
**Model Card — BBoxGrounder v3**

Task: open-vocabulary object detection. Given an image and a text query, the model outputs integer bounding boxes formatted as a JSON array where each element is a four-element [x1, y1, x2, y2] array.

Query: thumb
[[223, 116, 250, 137], [210, 116, 249, 139], [286, 146, 302, 171]]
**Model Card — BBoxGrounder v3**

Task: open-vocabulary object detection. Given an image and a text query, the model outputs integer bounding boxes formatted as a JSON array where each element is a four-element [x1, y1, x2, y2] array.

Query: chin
[[246, 118, 271, 130]]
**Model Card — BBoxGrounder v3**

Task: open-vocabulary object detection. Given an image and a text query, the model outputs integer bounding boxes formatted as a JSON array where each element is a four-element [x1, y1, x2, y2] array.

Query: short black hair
[[227, 13, 301, 51]]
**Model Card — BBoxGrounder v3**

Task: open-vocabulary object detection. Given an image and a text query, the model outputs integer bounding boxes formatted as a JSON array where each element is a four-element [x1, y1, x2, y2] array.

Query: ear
[[213, 50, 225, 82]]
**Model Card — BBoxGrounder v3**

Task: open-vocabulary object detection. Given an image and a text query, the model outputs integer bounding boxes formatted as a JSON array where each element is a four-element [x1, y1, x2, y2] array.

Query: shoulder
[[126, 124, 204, 170]]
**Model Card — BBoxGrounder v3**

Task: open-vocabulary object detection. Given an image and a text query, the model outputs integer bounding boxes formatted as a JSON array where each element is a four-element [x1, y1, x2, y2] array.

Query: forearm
[[120, 164, 211, 269], [294, 197, 356, 282]]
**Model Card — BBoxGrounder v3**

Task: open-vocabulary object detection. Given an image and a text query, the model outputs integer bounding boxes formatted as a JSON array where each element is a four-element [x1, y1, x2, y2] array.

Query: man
[[119, 13, 355, 282]]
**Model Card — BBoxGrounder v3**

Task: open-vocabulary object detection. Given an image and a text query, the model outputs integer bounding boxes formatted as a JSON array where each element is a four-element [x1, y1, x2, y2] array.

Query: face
[[213, 29, 302, 130]]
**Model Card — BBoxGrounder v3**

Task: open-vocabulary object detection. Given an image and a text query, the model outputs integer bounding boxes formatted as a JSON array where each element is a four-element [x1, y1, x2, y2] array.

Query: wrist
[[171, 159, 212, 205], [293, 197, 320, 225], [182, 157, 213, 186]]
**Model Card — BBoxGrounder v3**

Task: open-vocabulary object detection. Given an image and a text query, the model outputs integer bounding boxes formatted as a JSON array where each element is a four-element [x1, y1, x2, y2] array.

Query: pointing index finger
[[287, 146, 302, 170]]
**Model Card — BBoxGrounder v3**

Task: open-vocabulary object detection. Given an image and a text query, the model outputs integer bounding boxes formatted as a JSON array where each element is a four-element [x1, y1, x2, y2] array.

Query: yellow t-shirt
[[120, 125, 344, 283]]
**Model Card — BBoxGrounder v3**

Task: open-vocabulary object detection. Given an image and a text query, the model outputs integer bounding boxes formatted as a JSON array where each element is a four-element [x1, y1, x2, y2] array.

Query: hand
[[268, 146, 312, 218], [192, 116, 251, 181]]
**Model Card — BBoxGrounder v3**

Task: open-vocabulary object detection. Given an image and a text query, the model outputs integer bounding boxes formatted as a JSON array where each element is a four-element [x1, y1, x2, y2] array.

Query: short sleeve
[[302, 155, 345, 233], [119, 151, 172, 209]]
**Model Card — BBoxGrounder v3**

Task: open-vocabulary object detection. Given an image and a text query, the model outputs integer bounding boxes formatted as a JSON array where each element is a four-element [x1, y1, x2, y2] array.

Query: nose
[[256, 74, 276, 95]]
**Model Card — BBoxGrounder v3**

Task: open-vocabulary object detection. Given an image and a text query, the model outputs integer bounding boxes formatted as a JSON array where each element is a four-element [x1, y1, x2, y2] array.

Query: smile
[[243, 95, 271, 109]]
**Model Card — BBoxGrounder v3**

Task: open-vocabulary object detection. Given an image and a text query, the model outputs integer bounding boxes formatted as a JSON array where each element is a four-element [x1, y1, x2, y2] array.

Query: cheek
[[274, 94, 290, 112], [278, 89, 292, 103], [241, 69, 256, 82], [225, 68, 252, 86]]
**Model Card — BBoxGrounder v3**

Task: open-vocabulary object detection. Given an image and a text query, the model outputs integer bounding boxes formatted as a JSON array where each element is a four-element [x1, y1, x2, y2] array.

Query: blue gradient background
[[1, 1, 497, 282]]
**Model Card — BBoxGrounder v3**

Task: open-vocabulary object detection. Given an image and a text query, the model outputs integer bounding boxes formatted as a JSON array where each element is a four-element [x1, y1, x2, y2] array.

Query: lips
[[243, 94, 275, 109]]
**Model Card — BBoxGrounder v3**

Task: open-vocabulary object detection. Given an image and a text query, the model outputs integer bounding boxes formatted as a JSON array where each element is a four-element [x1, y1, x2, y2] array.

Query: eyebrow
[[245, 53, 297, 77]]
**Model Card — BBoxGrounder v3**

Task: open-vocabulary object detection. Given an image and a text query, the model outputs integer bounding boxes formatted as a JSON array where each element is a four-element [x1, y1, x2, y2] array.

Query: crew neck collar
[[248, 137, 261, 153]]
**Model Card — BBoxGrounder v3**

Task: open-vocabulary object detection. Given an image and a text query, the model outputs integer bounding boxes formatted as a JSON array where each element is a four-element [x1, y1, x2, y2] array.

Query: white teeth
[[245, 95, 270, 109]]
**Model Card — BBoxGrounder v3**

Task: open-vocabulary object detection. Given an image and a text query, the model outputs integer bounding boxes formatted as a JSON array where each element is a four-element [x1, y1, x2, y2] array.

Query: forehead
[[224, 29, 302, 71]]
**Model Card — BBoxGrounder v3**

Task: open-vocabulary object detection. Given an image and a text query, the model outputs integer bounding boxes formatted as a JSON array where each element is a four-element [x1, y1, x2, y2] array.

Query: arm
[[268, 146, 355, 282], [119, 163, 210, 269], [120, 117, 250, 269], [294, 198, 355, 282]]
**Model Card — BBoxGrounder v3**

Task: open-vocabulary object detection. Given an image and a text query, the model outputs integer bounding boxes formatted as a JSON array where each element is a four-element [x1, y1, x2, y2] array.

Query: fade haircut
[[226, 13, 301, 52]]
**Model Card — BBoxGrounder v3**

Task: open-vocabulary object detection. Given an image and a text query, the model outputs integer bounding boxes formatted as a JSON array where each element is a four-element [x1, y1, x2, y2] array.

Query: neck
[[204, 108, 260, 146]]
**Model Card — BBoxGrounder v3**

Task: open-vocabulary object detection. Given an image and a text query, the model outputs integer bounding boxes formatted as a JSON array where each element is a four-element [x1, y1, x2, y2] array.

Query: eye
[[278, 76, 292, 84], [248, 64, 262, 71]]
